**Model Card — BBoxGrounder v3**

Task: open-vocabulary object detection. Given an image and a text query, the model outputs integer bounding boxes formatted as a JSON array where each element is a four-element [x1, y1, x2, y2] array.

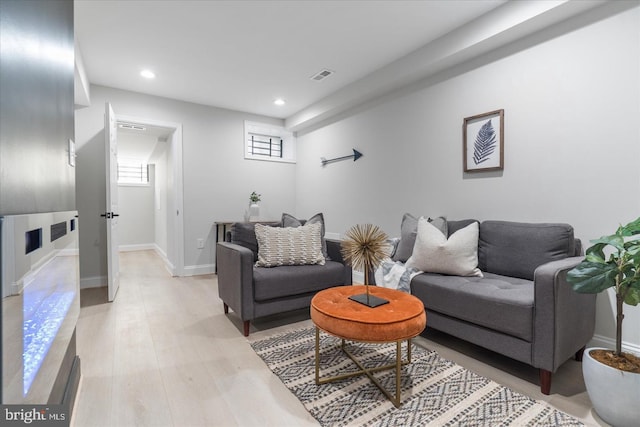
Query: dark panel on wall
[[0, 0, 75, 215]]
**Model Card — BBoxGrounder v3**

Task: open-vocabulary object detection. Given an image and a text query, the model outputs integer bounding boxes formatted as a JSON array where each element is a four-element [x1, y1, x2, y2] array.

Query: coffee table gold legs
[[314, 326, 411, 408]]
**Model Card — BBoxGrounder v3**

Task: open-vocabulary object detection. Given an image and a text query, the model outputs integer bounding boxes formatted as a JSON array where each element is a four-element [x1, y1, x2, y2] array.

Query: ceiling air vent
[[118, 123, 146, 131], [310, 69, 335, 82]]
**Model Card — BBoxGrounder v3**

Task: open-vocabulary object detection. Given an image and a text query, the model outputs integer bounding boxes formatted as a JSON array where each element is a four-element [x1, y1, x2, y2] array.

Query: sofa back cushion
[[478, 221, 575, 280], [447, 219, 479, 237], [230, 221, 281, 262]]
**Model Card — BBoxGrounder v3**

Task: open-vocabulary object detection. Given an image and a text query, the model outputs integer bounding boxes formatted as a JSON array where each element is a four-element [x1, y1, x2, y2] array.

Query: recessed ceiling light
[[274, 98, 286, 106], [140, 69, 155, 79]]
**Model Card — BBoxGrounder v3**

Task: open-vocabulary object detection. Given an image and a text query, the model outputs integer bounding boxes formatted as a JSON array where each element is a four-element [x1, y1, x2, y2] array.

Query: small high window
[[118, 160, 149, 185], [247, 133, 283, 159], [244, 121, 295, 163]]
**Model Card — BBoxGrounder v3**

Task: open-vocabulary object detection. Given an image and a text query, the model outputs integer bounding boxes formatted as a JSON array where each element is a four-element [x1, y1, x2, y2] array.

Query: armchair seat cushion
[[253, 260, 348, 302], [411, 272, 534, 341]]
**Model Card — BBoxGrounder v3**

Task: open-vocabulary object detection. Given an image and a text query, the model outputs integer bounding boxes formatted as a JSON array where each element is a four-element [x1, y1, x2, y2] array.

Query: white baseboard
[[119, 243, 155, 252], [588, 334, 640, 355], [80, 275, 106, 289], [183, 263, 215, 276], [59, 248, 79, 256], [152, 244, 176, 276]]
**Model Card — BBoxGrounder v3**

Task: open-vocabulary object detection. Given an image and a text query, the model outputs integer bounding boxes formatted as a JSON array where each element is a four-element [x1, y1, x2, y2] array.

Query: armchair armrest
[[532, 256, 596, 372], [216, 242, 255, 321], [326, 238, 354, 284], [326, 238, 345, 263]]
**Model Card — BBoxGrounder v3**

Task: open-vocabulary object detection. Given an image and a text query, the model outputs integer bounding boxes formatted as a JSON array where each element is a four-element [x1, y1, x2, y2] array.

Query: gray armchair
[[216, 221, 352, 336]]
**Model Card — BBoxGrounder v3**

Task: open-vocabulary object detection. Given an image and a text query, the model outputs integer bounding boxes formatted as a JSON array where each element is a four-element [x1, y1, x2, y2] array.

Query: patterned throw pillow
[[254, 222, 325, 267], [281, 212, 330, 260]]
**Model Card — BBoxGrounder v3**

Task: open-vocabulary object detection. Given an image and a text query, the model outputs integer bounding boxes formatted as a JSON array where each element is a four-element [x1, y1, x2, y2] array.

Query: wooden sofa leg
[[223, 302, 229, 314], [539, 369, 552, 395], [575, 346, 586, 362], [243, 320, 250, 337]]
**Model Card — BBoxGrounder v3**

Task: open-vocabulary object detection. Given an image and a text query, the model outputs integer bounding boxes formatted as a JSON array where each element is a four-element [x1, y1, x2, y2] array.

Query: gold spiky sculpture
[[341, 224, 390, 307]]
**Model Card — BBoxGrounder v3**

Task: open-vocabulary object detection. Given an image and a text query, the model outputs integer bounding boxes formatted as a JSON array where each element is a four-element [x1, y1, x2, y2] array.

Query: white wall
[[150, 145, 168, 257], [117, 180, 155, 249], [75, 85, 297, 282], [117, 131, 156, 249], [295, 7, 640, 350]]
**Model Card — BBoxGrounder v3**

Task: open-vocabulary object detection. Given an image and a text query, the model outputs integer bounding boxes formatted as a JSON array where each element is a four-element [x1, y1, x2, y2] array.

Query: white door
[[105, 102, 120, 301]]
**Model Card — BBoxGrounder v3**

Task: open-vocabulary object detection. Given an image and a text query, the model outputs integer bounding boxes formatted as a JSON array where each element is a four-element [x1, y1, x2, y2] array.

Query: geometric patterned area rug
[[250, 327, 584, 427]]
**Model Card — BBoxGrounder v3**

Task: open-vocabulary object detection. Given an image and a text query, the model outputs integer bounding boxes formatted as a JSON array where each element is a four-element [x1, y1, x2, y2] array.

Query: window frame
[[244, 121, 296, 164], [117, 160, 150, 186]]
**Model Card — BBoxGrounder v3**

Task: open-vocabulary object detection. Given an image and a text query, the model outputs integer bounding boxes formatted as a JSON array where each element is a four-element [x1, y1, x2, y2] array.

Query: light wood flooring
[[71, 250, 608, 426]]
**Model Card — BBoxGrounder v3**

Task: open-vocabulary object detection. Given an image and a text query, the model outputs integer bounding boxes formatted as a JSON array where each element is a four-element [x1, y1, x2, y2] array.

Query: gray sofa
[[217, 221, 352, 336], [385, 218, 596, 395]]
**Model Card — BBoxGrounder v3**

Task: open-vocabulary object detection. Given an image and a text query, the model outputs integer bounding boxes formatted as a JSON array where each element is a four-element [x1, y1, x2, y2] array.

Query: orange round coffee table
[[310, 285, 426, 407]]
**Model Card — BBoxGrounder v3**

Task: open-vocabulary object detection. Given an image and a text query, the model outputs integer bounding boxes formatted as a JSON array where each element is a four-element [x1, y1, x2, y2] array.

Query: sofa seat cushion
[[411, 272, 534, 341], [253, 260, 347, 301]]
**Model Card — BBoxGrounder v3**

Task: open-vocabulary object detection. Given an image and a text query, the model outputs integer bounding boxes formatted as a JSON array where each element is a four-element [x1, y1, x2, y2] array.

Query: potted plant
[[248, 191, 261, 221], [249, 191, 261, 204], [567, 216, 640, 427]]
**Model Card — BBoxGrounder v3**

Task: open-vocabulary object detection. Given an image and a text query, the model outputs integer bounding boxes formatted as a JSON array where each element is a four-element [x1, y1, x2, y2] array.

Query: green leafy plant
[[567, 216, 640, 356], [249, 191, 261, 204]]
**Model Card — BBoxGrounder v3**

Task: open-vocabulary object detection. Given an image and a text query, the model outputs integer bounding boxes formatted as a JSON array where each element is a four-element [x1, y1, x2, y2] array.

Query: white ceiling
[[74, 0, 507, 119], [117, 124, 170, 162], [75, 0, 619, 131]]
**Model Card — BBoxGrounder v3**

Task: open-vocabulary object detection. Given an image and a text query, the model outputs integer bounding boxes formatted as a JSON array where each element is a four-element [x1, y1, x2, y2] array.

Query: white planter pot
[[582, 347, 640, 427], [248, 203, 260, 221]]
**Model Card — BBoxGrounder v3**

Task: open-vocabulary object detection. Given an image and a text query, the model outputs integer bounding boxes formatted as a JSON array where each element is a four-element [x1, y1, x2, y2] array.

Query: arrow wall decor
[[321, 149, 363, 166]]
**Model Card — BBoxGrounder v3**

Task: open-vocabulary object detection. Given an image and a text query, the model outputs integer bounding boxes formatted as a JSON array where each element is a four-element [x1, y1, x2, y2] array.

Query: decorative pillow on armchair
[[406, 218, 482, 277], [230, 221, 281, 262], [254, 222, 325, 267], [281, 212, 330, 259]]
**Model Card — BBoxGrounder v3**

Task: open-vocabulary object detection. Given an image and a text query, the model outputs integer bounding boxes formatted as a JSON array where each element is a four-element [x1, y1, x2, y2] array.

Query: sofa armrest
[[216, 242, 256, 321], [532, 256, 596, 372]]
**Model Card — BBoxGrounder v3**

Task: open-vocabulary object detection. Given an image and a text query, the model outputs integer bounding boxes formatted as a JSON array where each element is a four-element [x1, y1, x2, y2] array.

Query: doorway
[[115, 114, 184, 277]]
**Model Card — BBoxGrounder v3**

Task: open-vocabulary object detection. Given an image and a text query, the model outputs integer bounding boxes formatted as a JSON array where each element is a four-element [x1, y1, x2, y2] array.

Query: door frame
[[116, 114, 184, 277]]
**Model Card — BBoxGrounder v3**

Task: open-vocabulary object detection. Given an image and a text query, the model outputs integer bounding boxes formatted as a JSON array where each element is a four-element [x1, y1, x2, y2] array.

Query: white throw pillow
[[406, 219, 482, 277]]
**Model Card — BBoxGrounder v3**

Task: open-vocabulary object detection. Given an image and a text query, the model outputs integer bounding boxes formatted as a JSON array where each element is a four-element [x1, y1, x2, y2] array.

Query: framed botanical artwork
[[463, 109, 504, 172]]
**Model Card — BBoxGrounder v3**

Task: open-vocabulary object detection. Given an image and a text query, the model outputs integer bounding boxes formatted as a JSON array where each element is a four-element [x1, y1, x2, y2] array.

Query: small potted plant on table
[[248, 191, 261, 221], [567, 216, 640, 427]]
